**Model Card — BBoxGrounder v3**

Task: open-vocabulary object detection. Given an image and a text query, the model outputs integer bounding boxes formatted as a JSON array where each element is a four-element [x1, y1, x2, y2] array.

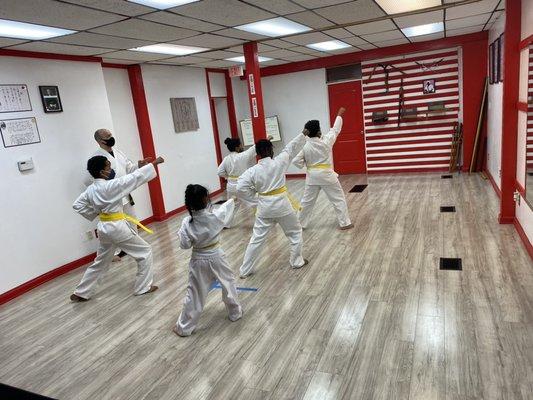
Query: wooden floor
[[1, 173, 532, 400]]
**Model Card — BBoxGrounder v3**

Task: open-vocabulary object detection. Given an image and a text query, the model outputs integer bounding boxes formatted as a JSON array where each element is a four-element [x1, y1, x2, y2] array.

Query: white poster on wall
[[240, 116, 282, 146], [249, 74, 256, 95], [0, 84, 32, 113], [0, 117, 41, 148], [252, 97, 258, 118]]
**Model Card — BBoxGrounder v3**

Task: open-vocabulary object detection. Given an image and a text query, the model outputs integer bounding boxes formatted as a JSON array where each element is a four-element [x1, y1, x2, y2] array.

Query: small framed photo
[[423, 79, 436, 94], [489, 42, 494, 84], [499, 33, 504, 82], [39, 86, 63, 113]]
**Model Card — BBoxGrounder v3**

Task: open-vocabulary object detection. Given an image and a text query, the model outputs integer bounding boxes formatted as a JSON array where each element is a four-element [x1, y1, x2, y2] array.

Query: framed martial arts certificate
[[240, 115, 282, 146]]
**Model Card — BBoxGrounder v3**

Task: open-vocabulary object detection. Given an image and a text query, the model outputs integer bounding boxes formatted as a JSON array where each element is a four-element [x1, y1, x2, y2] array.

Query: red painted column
[[499, 0, 521, 224], [127, 65, 166, 221], [224, 70, 240, 138], [243, 42, 267, 141]]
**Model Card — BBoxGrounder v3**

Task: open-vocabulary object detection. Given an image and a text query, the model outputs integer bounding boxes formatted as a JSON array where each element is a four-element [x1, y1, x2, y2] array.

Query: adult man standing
[[88, 129, 152, 260]]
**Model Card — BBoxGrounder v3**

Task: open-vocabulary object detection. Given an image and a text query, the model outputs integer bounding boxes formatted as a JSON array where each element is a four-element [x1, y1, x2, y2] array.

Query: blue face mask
[[105, 169, 116, 180]]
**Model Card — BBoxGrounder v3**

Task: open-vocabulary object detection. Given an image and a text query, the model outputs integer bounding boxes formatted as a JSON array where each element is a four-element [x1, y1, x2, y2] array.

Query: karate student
[[217, 137, 258, 227], [237, 130, 310, 278], [293, 107, 353, 230], [174, 184, 242, 337], [70, 155, 165, 302], [87, 129, 152, 260]]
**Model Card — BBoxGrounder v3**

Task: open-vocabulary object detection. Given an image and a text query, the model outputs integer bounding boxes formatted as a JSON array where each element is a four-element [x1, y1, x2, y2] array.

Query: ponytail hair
[[224, 137, 241, 152], [184, 184, 209, 221]]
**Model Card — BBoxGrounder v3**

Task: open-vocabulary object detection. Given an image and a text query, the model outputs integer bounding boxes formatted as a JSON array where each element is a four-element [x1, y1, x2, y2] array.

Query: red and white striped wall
[[527, 47, 533, 175], [361, 48, 460, 173]]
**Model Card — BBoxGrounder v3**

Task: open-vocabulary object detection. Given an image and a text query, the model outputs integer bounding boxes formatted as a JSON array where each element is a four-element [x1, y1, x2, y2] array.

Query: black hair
[[255, 139, 273, 158], [305, 120, 321, 137], [87, 155, 108, 179], [224, 137, 241, 152], [185, 184, 209, 221]]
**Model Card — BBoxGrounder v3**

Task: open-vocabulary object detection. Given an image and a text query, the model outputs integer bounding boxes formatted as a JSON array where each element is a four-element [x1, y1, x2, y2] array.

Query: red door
[[328, 81, 366, 174]]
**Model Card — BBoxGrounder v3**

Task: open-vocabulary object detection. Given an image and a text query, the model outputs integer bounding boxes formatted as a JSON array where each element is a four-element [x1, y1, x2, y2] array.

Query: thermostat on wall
[[18, 158, 34, 172]]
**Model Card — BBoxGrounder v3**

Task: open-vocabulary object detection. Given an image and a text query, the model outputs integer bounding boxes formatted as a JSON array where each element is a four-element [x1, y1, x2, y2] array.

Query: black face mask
[[102, 137, 115, 147], [105, 169, 116, 180]]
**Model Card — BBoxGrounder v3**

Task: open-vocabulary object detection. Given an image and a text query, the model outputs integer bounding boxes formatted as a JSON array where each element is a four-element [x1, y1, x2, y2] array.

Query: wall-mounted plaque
[[170, 97, 199, 133], [423, 79, 436, 94], [0, 84, 32, 113], [39, 86, 63, 113], [0, 117, 41, 148]]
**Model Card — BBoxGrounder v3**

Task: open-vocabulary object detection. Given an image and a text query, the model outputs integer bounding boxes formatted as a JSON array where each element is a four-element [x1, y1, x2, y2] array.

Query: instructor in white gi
[[237, 130, 310, 278], [293, 107, 353, 230]]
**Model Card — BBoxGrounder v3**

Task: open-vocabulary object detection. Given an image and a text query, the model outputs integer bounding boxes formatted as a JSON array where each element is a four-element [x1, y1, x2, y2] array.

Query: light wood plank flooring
[[0, 173, 532, 399]]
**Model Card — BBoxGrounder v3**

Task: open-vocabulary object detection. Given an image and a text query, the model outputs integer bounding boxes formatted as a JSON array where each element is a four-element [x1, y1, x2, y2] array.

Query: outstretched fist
[[302, 128, 310, 136], [152, 156, 165, 166], [337, 107, 346, 116], [138, 157, 154, 168]]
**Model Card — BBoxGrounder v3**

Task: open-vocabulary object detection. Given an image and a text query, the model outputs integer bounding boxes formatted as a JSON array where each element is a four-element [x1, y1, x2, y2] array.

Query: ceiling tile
[[139, 11, 224, 32], [102, 58, 139, 65], [446, 13, 492, 30], [281, 53, 318, 61], [362, 29, 405, 43], [323, 28, 354, 39], [194, 50, 241, 59], [260, 49, 300, 58], [374, 38, 410, 47], [487, 10, 504, 25], [241, 0, 305, 15], [345, 19, 396, 35], [257, 43, 279, 52], [409, 32, 445, 42], [314, 0, 385, 25], [261, 59, 289, 66], [226, 45, 244, 53], [196, 59, 240, 68], [445, 0, 500, 19], [394, 11, 443, 28], [261, 39, 298, 49], [157, 55, 214, 64], [285, 11, 333, 29], [357, 42, 378, 50], [169, 0, 275, 26], [91, 19, 199, 41], [446, 24, 485, 36], [60, 0, 152, 16], [341, 36, 368, 46], [292, 0, 354, 7], [171, 33, 244, 48], [213, 28, 267, 41], [0, 0, 125, 30], [7, 41, 114, 56], [284, 31, 333, 45], [101, 50, 174, 61], [47, 32, 152, 50], [327, 46, 357, 54], [0, 37, 27, 47], [289, 46, 324, 55]]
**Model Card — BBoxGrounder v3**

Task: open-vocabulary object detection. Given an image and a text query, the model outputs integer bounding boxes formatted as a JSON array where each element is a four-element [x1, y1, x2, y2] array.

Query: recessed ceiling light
[[306, 40, 351, 52], [130, 43, 209, 56], [375, 0, 441, 14], [235, 17, 311, 37], [0, 19, 75, 40], [128, 0, 199, 9], [225, 56, 273, 63], [402, 22, 444, 37]]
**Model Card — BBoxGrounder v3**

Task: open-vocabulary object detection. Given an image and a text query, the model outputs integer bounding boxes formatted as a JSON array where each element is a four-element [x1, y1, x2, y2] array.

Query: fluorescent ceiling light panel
[[128, 0, 199, 9], [235, 17, 311, 37], [306, 40, 351, 51], [375, 0, 441, 14], [402, 22, 444, 37], [225, 56, 273, 63], [0, 19, 75, 40], [130, 43, 209, 56]]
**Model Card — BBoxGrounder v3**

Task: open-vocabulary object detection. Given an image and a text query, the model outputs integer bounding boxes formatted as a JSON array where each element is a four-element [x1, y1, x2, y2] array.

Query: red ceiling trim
[[101, 62, 129, 69], [0, 48, 103, 63]]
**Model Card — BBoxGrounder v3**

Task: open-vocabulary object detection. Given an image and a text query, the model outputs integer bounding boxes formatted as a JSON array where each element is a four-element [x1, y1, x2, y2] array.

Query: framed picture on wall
[[489, 43, 494, 84], [39, 86, 63, 113], [423, 79, 436, 94], [499, 33, 505, 82], [495, 37, 502, 83]]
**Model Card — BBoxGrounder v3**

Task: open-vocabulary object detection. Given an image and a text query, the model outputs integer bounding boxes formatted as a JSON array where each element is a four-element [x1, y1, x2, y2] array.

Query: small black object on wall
[[39, 86, 63, 113]]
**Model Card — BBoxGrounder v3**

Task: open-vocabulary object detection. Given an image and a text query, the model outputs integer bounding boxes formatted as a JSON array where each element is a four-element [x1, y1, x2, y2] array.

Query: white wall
[[102, 68, 152, 221], [214, 97, 232, 158], [0, 57, 115, 294], [486, 14, 505, 187], [232, 69, 330, 174], [141, 64, 221, 211]]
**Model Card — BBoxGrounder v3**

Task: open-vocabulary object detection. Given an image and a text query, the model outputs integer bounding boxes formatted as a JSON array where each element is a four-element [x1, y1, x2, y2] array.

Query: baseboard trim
[[514, 217, 533, 261], [483, 169, 502, 198]]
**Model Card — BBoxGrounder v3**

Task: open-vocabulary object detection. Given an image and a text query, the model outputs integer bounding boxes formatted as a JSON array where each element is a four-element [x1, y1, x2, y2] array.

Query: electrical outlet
[[514, 191, 521, 205]]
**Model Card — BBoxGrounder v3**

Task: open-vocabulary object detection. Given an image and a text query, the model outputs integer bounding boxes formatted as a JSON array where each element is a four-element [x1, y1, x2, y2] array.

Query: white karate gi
[[237, 134, 307, 277], [217, 145, 258, 226], [293, 116, 352, 228], [72, 164, 157, 299], [175, 199, 242, 336]]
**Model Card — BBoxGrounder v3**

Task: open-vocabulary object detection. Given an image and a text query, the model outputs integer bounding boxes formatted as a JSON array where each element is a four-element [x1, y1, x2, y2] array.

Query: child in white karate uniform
[[217, 137, 257, 227], [174, 184, 243, 337]]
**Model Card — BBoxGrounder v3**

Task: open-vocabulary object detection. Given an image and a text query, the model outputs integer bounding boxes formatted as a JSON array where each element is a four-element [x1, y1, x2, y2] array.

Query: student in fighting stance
[[174, 184, 242, 337], [70, 155, 164, 301], [293, 107, 353, 230]]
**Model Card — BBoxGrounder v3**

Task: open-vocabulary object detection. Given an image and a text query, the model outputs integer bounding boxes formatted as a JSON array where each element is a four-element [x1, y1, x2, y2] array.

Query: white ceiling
[[0, 0, 504, 68]]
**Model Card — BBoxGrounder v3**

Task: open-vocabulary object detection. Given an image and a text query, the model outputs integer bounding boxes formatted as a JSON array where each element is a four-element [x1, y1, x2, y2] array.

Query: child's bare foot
[[229, 311, 243, 322], [139, 285, 158, 295], [112, 255, 121, 262], [339, 224, 354, 230], [292, 259, 309, 269], [70, 294, 88, 302], [173, 326, 188, 337]]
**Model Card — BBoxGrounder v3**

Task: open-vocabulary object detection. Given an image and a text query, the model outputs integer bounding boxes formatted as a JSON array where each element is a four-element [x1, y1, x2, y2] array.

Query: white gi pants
[[176, 253, 242, 336], [239, 211, 305, 277], [74, 229, 154, 299], [299, 181, 351, 228]]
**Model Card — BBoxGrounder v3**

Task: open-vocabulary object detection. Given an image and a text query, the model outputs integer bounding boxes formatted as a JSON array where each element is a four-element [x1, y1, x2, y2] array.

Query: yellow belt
[[259, 185, 301, 211], [99, 212, 154, 234], [228, 175, 239, 180], [193, 241, 220, 251], [307, 163, 332, 170]]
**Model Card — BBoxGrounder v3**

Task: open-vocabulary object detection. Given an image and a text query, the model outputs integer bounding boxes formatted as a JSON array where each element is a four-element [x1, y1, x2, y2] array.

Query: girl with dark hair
[[173, 184, 242, 337], [217, 137, 257, 227]]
